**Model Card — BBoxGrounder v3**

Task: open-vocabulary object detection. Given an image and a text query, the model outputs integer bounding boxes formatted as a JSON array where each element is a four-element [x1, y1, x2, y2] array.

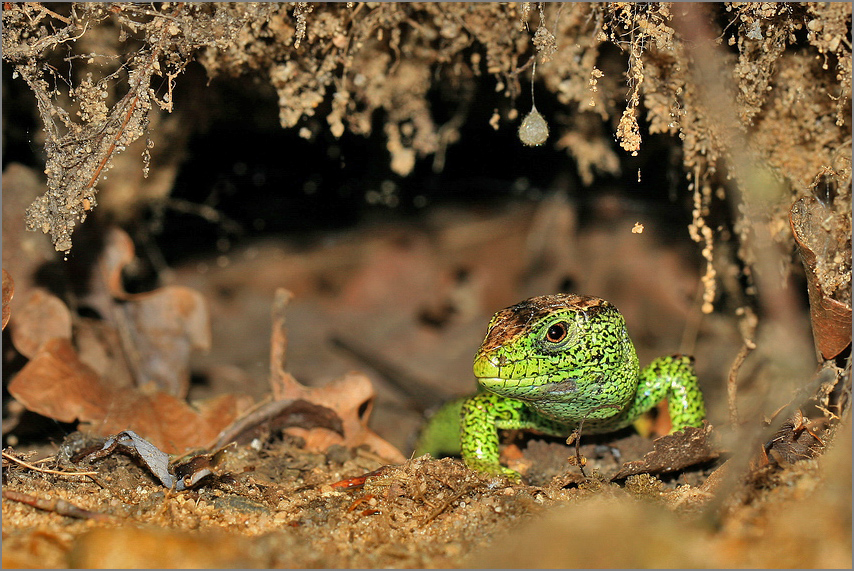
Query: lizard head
[[472, 293, 639, 419]]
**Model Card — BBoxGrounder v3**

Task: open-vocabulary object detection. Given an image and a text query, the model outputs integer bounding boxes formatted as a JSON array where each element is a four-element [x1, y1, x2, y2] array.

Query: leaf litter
[[3, 179, 849, 568], [2, 200, 849, 568]]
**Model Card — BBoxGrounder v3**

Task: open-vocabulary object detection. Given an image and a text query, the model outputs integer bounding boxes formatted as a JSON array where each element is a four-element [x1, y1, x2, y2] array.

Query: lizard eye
[[545, 322, 568, 343]]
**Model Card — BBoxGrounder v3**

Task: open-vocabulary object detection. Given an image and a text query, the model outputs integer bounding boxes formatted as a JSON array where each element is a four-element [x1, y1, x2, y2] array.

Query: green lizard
[[416, 293, 706, 479]]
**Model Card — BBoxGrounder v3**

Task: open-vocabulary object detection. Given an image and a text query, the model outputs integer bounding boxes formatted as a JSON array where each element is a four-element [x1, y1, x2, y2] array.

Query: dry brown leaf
[[610, 424, 719, 480], [263, 288, 406, 463], [119, 284, 212, 395], [5, 226, 226, 452], [73, 317, 136, 389], [7, 231, 400, 459], [86, 227, 211, 396], [790, 196, 853, 360], [88, 392, 250, 454], [8, 336, 250, 454], [2, 165, 58, 299], [211, 398, 345, 449], [750, 410, 825, 469], [7, 338, 112, 423], [280, 373, 406, 463], [8, 289, 72, 358], [96, 227, 136, 300], [2, 268, 13, 330]]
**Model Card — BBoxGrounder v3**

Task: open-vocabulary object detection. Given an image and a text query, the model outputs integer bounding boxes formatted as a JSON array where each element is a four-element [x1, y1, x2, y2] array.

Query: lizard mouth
[[474, 353, 578, 398], [476, 375, 578, 400], [475, 376, 524, 388], [476, 376, 533, 399]]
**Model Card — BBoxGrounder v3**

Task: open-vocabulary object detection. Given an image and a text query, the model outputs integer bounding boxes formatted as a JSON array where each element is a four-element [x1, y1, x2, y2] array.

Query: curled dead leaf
[[87, 391, 251, 454], [211, 398, 344, 449], [610, 424, 719, 481], [2, 269, 12, 329], [80, 430, 234, 490], [98, 228, 136, 300], [86, 227, 211, 397], [752, 410, 824, 469], [280, 372, 406, 464], [73, 317, 136, 389], [8, 338, 112, 423], [227, 288, 406, 464], [8, 289, 72, 358], [790, 196, 853, 360], [8, 333, 250, 454], [119, 284, 212, 395]]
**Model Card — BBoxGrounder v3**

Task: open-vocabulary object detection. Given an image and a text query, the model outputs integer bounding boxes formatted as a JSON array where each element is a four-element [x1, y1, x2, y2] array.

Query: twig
[[84, 94, 140, 192], [25, 2, 71, 25], [566, 422, 587, 478], [726, 342, 753, 427], [270, 288, 296, 400], [2, 451, 97, 477], [727, 307, 758, 427], [511, 54, 536, 76], [2, 490, 115, 522]]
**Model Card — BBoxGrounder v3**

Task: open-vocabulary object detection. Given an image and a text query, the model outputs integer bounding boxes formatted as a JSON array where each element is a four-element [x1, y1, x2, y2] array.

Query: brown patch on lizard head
[[478, 294, 611, 352]]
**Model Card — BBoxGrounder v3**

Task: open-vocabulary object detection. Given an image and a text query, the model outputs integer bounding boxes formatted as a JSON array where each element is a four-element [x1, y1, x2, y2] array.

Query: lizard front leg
[[629, 355, 706, 432], [460, 392, 569, 479]]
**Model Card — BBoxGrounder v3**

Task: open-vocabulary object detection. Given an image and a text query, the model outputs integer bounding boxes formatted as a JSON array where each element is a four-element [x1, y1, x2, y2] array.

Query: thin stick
[[727, 344, 752, 427], [2, 490, 114, 522], [727, 308, 757, 427], [269, 288, 297, 400], [25, 2, 71, 24], [568, 421, 587, 478], [2, 451, 97, 477], [84, 94, 140, 192], [512, 55, 536, 76]]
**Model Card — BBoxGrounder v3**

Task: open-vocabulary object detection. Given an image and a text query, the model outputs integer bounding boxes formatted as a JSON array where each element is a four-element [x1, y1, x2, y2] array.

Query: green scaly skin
[[415, 293, 706, 479]]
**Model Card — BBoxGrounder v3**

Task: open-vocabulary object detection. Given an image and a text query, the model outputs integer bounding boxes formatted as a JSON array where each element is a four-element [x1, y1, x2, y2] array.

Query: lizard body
[[416, 293, 706, 478]]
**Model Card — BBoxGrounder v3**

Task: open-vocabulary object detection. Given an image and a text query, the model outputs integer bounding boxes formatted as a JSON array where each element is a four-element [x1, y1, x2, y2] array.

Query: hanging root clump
[[3, 2, 850, 271], [3, 3, 276, 253]]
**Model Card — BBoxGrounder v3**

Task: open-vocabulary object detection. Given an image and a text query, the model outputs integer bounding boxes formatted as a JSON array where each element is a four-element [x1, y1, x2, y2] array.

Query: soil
[[2, 3, 851, 568]]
